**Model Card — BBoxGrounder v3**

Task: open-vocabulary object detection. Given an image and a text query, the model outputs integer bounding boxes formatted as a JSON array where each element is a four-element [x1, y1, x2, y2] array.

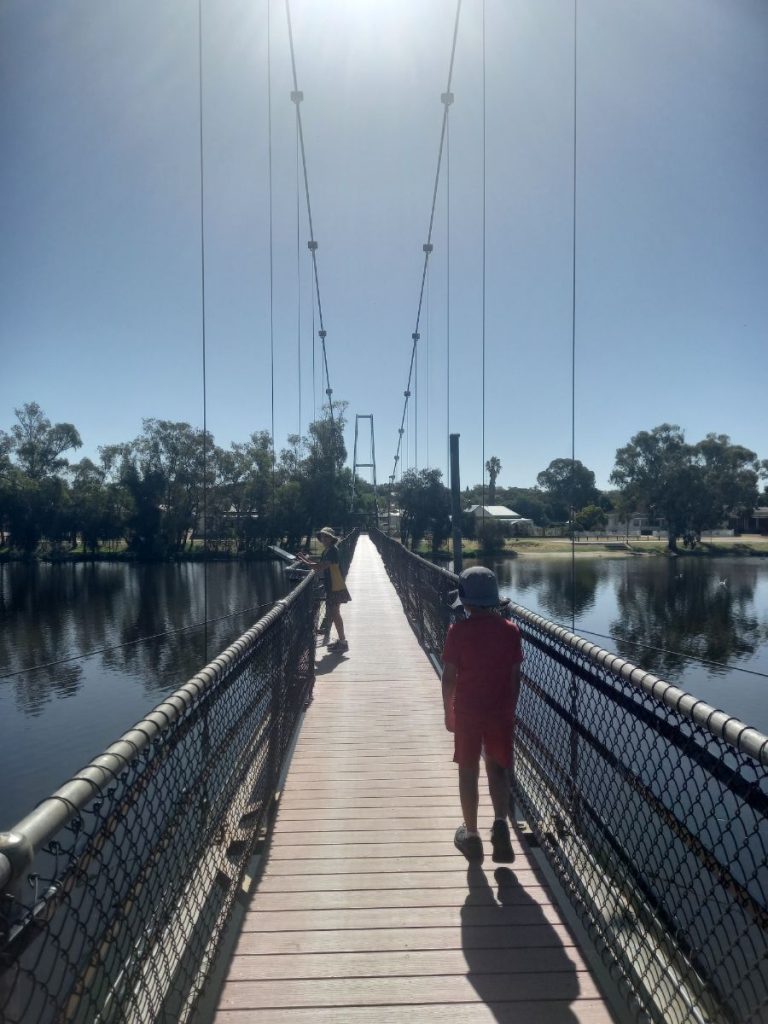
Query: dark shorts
[[326, 588, 351, 606], [453, 712, 514, 769]]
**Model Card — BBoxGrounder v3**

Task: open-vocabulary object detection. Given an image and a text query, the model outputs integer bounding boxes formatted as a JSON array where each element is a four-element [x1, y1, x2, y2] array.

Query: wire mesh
[[0, 535, 360, 1024], [370, 528, 768, 1024]]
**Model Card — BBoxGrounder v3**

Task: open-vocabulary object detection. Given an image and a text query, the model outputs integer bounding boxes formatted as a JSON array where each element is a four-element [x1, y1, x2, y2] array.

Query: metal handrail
[[505, 601, 768, 766]]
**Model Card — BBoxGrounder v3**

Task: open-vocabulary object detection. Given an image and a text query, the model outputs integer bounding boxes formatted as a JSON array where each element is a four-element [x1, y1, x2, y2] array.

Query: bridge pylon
[[351, 413, 378, 524]]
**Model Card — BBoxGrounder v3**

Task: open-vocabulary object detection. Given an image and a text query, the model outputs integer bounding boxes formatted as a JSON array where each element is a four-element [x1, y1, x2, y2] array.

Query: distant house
[[731, 507, 768, 535], [465, 505, 534, 534], [605, 511, 666, 536]]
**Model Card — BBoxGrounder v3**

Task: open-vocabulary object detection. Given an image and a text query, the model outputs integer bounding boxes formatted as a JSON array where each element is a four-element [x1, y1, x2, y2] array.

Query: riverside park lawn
[[424, 535, 768, 559]]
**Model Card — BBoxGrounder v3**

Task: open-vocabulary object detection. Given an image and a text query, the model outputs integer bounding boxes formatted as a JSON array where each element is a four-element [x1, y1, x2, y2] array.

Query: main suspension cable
[[285, 0, 335, 428], [388, 0, 462, 489]]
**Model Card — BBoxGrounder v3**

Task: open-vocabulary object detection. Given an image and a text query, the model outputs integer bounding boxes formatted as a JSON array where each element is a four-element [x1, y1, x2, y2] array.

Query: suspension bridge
[[2, 1, 768, 1022], [2, 531, 767, 1023]]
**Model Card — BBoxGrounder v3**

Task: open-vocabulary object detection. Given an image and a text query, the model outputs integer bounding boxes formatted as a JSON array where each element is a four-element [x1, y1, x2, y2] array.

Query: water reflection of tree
[[1, 562, 289, 716], [105, 563, 289, 698], [610, 561, 764, 677], [0, 563, 117, 714], [492, 558, 606, 622]]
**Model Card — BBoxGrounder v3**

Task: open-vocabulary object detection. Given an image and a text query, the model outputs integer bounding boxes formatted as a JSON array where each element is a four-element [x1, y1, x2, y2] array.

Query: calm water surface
[[0, 561, 291, 829]]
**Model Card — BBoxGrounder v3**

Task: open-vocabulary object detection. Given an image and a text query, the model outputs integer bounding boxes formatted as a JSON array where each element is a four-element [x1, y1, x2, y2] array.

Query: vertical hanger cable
[[197, 0, 209, 660]]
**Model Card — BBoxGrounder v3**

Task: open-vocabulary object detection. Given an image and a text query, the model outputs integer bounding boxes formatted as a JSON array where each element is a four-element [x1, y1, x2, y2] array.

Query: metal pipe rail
[[370, 528, 768, 1024], [0, 548, 333, 1024]]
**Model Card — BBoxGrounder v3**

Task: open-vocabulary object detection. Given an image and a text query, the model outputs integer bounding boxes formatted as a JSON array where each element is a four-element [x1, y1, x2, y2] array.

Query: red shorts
[[453, 712, 514, 769]]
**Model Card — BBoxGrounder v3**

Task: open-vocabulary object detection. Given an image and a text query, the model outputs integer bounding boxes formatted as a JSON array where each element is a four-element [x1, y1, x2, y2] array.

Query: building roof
[[466, 505, 527, 519]]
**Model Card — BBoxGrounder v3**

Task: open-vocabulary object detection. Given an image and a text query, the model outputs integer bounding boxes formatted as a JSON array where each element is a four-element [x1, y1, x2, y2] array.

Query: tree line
[[394, 425, 767, 553], [0, 402, 364, 557], [2, 404, 765, 556]]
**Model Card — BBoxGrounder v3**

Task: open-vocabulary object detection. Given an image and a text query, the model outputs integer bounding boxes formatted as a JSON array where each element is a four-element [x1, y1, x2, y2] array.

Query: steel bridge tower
[[351, 414, 378, 523]]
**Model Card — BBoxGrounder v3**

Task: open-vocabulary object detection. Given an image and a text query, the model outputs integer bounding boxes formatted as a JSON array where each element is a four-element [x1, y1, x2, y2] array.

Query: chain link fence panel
[[0, 534, 360, 1023]]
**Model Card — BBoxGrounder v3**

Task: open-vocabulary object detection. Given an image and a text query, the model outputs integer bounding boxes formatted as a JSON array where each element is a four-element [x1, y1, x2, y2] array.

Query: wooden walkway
[[212, 536, 616, 1023]]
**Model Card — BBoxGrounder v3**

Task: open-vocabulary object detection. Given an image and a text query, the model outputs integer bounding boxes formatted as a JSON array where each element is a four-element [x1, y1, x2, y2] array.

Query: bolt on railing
[[0, 530, 358, 1024], [370, 528, 768, 1024]]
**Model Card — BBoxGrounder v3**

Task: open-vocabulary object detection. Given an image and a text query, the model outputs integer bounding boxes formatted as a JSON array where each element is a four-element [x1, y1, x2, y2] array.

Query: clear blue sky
[[1, 0, 766, 491]]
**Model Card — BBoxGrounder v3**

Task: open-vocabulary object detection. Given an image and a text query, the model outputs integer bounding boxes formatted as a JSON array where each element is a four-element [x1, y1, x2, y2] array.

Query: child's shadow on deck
[[461, 863, 582, 1023], [315, 650, 348, 675]]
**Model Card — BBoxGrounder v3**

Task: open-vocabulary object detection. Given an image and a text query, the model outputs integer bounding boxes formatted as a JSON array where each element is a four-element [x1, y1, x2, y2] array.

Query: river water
[[2, 555, 768, 830], [0, 560, 291, 829]]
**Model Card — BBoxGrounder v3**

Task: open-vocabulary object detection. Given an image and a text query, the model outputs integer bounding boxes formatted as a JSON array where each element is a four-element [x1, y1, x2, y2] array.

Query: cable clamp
[[307, 240, 318, 251], [423, 243, 434, 253], [290, 90, 304, 104], [404, 390, 411, 398], [441, 91, 454, 106], [318, 329, 327, 339], [412, 332, 420, 341], [398, 428, 404, 435], [325, 388, 333, 396]]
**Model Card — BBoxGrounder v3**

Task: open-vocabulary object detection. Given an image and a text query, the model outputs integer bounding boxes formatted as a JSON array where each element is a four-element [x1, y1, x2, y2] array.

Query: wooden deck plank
[[259, 856, 536, 876], [255, 869, 546, 890], [237, 904, 565, 931], [223, 947, 589, 979], [235, 886, 554, 912], [227, 924, 580, 955], [214, 1003, 614, 1024], [217, 972, 603, 1008], [211, 536, 616, 1023]]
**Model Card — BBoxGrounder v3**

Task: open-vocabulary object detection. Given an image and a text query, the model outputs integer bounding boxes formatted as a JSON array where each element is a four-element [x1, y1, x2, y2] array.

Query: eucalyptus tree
[[610, 424, 697, 551], [218, 430, 274, 550], [691, 434, 761, 532], [10, 402, 81, 480], [611, 425, 762, 551], [0, 404, 81, 551], [536, 458, 599, 523], [397, 468, 451, 552], [100, 420, 213, 556]]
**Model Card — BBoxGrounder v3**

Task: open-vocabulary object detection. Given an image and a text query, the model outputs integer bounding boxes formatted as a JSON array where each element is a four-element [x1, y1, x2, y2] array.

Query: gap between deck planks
[[211, 535, 616, 1024]]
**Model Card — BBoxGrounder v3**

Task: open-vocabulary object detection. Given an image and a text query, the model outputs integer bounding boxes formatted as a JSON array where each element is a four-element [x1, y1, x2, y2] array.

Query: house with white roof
[[465, 505, 534, 533]]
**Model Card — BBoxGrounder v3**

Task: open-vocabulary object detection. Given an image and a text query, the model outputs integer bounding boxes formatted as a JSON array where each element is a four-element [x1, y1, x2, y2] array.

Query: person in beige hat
[[297, 527, 351, 651]]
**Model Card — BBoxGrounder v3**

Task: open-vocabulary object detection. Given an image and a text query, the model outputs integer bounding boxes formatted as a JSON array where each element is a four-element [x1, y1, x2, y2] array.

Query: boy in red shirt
[[442, 566, 523, 862]]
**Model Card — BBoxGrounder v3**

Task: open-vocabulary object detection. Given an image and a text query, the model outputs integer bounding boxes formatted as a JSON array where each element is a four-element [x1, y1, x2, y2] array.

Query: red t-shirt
[[443, 615, 524, 718]]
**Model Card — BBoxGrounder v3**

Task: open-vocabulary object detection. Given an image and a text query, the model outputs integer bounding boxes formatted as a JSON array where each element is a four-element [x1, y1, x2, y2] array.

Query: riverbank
[[421, 535, 768, 560]]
